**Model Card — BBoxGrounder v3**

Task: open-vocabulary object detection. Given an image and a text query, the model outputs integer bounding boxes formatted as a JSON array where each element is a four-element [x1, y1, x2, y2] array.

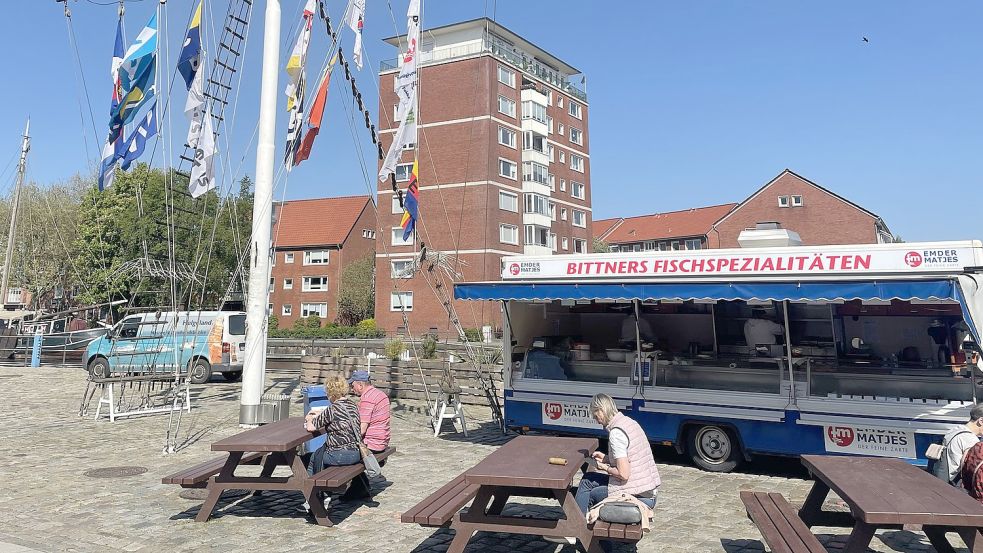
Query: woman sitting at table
[[304, 375, 362, 476]]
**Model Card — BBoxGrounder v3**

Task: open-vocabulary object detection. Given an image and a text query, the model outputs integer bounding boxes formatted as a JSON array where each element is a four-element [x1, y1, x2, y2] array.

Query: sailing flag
[[283, 0, 316, 171], [189, 104, 217, 198], [378, 0, 420, 181], [346, 0, 366, 70], [293, 55, 335, 166], [379, 96, 416, 179], [98, 17, 126, 191], [119, 102, 158, 170], [110, 12, 158, 133], [399, 159, 419, 241], [177, 1, 203, 89], [184, 63, 206, 148]]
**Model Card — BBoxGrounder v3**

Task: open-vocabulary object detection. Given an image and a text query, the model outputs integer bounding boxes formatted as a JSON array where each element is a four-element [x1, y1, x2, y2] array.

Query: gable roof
[[272, 195, 372, 248], [594, 203, 739, 244]]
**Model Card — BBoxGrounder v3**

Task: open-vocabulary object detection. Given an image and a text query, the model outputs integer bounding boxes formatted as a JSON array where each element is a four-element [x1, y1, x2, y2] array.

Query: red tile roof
[[272, 195, 372, 248], [594, 203, 738, 244]]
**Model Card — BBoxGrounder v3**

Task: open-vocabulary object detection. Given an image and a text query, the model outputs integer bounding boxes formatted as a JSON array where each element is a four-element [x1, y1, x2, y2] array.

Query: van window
[[228, 315, 246, 336], [118, 316, 140, 339]]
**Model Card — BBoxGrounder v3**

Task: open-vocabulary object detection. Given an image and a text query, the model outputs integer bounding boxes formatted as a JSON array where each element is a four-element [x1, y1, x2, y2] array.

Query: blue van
[[85, 311, 247, 384]]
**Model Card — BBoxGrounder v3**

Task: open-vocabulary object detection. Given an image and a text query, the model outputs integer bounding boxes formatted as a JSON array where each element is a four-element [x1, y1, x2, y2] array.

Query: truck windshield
[[228, 315, 246, 336]]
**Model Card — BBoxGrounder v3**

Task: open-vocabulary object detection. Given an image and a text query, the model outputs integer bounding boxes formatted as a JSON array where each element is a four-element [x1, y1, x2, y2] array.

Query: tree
[[592, 237, 611, 253], [336, 253, 375, 325]]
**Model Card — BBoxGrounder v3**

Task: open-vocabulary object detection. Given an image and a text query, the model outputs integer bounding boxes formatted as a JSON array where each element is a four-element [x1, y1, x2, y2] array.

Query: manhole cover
[[179, 489, 251, 501], [83, 466, 148, 478]]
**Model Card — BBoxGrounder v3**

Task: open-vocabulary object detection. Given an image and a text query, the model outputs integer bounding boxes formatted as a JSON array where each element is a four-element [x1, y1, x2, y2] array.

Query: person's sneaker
[[543, 536, 577, 545]]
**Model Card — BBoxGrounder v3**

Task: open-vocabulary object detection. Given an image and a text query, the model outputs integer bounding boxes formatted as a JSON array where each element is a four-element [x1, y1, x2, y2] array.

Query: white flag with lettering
[[184, 67, 205, 148], [188, 104, 216, 198], [378, 0, 421, 181], [347, 0, 365, 69]]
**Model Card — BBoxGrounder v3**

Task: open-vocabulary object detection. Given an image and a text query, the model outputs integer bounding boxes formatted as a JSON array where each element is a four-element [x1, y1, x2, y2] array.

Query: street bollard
[[30, 326, 42, 367]]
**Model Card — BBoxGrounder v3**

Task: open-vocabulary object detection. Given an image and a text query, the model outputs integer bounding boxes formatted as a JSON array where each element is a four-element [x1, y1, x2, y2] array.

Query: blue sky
[[1, 1, 981, 241]]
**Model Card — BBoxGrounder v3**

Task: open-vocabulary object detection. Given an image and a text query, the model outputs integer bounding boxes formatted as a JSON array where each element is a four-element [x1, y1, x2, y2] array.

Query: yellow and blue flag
[[99, 17, 127, 191], [400, 159, 419, 241], [119, 102, 158, 170], [178, 1, 202, 89], [111, 12, 157, 129]]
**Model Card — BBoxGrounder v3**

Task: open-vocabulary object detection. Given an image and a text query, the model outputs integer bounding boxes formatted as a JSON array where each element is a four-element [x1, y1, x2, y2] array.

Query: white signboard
[[823, 424, 916, 458], [541, 400, 601, 429], [502, 242, 981, 280]]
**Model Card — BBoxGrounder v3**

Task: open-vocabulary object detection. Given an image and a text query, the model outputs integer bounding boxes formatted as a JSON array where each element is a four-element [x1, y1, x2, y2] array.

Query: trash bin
[[300, 385, 331, 455], [260, 393, 291, 423]]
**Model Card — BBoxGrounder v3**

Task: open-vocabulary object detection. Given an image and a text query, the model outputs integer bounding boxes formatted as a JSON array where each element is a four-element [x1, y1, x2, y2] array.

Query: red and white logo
[[827, 426, 855, 447], [509, 263, 521, 276], [904, 251, 923, 268], [544, 402, 562, 420]]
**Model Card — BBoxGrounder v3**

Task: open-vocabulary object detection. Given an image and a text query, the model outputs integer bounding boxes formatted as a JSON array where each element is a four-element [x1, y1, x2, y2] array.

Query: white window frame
[[562, 237, 569, 250], [301, 302, 328, 318], [497, 65, 515, 87], [284, 252, 294, 264], [685, 238, 702, 250], [571, 154, 585, 173], [395, 163, 414, 182], [391, 195, 403, 214], [498, 190, 518, 212], [571, 181, 586, 200], [558, 96, 564, 108], [569, 127, 583, 146], [281, 304, 292, 316], [498, 126, 516, 149], [521, 101, 548, 124], [392, 226, 414, 246], [499, 158, 517, 180], [558, 123, 565, 136], [499, 224, 518, 245], [560, 179, 567, 192], [569, 101, 582, 119], [391, 259, 414, 278], [574, 238, 587, 254], [791, 195, 803, 207], [283, 278, 293, 290], [559, 151, 565, 164], [302, 276, 329, 292], [561, 207, 568, 221], [267, 303, 273, 314], [498, 95, 516, 118], [391, 291, 414, 312], [778, 195, 790, 208], [303, 250, 329, 265], [572, 210, 587, 228], [361, 229, 375, 239], [393, 103, 401, 122]]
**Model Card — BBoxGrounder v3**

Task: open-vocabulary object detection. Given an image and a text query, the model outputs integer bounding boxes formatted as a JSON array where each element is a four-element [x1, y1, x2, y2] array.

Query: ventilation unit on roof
[[738, 222, 802, 248]]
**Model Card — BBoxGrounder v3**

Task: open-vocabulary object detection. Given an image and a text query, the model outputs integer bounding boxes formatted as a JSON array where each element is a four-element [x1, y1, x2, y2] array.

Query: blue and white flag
[[112, 12, 158, 129], [119, 102, 157, 170], [177, 1, 202, 89], [99, 17, 127, 191]]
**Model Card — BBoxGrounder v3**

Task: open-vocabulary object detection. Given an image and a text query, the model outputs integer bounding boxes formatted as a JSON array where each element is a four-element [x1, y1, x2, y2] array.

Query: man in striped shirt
[[343, 370, 391, 499]]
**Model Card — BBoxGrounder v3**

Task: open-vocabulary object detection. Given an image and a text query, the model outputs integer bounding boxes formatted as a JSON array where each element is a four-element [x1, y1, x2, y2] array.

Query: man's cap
[[347, 370, 370, 384]]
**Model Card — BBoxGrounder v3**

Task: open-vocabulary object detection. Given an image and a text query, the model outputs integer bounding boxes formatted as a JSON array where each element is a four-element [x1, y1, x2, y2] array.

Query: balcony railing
[[380, 37, 587, 102]]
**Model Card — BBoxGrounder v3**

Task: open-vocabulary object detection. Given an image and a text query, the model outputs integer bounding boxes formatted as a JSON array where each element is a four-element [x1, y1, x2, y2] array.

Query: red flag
[[294, 61, 333, 165]]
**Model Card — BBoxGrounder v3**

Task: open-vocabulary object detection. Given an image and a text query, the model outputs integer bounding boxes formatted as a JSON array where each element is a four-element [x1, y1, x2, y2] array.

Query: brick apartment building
[[269, 196, 376, 327], [595, 169, 894, 251], [375, 18, 592, 336]]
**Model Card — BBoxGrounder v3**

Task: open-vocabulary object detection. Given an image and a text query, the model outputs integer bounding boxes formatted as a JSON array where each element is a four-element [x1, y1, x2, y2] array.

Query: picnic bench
[[742, 454, 983, 553], [401, 435, 644, 553], [162, 417, 393, 526]]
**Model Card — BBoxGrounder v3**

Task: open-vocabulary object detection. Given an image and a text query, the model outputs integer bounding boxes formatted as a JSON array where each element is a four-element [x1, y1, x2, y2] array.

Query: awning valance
[[454, 280, 959, 303]]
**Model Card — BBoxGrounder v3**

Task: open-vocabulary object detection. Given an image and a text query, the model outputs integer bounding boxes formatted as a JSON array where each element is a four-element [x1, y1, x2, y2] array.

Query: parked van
[[85, 311, 247, 384]]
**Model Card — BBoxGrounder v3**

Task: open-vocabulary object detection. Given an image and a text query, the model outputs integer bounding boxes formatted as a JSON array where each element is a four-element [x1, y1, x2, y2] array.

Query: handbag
[[598, 501, 642, 524], [358, 443, 383, 478]]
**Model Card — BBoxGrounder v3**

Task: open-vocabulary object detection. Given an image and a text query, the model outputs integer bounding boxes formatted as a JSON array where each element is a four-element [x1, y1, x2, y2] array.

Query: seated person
[[302, 375, 362, 511], [525, 340, 568, 380]]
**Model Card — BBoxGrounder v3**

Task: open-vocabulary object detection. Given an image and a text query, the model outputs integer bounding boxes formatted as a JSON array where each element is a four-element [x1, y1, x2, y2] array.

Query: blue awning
[[454, 280, 959, 303]]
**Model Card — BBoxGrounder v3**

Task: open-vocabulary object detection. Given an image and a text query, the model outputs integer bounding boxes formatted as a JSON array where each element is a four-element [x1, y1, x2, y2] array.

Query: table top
[[212, 417, 319, 453], [802, 454, 983, 526], [464, 435, 598, 490]]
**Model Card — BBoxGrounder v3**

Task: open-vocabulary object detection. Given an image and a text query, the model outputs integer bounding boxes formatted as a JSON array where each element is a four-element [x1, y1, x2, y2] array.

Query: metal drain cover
[[84, 466, 148, 478], [179, 489, 250, 500]]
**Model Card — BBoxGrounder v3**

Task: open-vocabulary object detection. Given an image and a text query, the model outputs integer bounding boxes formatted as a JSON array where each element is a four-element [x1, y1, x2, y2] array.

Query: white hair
[[589, 393, 619, 425]]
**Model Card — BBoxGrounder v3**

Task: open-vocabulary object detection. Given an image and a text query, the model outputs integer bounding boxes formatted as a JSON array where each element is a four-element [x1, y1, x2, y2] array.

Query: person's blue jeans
[[575, 472, 658, 514], [306, 446, 361, 476]]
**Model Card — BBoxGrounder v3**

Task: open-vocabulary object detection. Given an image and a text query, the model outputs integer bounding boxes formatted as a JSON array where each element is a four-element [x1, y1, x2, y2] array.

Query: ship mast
[[0, 119, 30, 311]]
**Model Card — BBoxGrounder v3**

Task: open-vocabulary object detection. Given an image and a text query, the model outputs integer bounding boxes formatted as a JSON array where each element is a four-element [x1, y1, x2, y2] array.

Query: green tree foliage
[[592, 237, 611, 253], [336, 253, 375, 326]]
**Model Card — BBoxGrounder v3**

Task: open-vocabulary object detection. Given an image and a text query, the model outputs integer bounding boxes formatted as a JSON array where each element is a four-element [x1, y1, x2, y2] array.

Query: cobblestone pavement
[[0, 366, 967, 552]]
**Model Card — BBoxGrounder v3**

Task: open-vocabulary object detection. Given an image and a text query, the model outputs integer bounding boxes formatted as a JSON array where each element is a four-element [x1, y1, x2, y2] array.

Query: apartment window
[[393, 103, 400, 122], [301, 303, 328, 318], [685, 238, 702, 250], [562, 237, 569, 250], [558, 123, 565, 136], [267, 303, 273, 314], [395, 163, 414, 182], [550, 232, 558, 251], [778, 195, 790, 208], [521, 101, 548, 124], [548, 173, 555, 191], [550, 201, 557, 220], [522, 132, 547, 154], [391, 259, 414, 278], [546, 90, 553, 104], [499, 158, 517, 180], [391, 226, 414, 246], [281, 304, 292, 316], [560, 207, 567, 221], [560, 179, 567, 192], [658, 242, 670, 251], [569, 101, 582, 119], [547, 116, 553, 134], [791, 195, 803, 207], [559, 151, 565, 163], [499, 224, 518, 245], [557, 96, 564, 108], [522, 161, 549, 185], [284, 252, 294, 264], [497, 65, 515, 87], [571, 181, 586, 200], [546, 144, 554, 162], [402, 141, 416, 151], [498, 95, 516, 118], [391, 194, 403, 214], [498, 126, 516, 148], [361, 229, 376, 239], [671, 241, 682, 250], [498, 190, 518, 212], [569, 127, 583, 146], [391, 291, 413, 311], [524, 224, 551, 247], [572, 210, 587, 228], [574, 238, 587, 253], [524, 193, 552, 216], [269, 276, 274, 288], [283, 278, 293, 290], [302, 276, 329, 292], [571, 154, 585, 172], [304, 250, 329, 265]]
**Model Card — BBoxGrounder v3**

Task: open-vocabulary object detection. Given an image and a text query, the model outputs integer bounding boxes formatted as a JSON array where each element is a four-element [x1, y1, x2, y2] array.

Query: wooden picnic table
[[798, 454, 983, 553]]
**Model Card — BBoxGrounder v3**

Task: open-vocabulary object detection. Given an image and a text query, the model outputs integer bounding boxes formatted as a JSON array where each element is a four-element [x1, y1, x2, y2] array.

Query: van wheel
[[688, 425, 741, 472], [189, 359, 211, 384], [222, 371, 242, 382], [88, 357, 110, 379]]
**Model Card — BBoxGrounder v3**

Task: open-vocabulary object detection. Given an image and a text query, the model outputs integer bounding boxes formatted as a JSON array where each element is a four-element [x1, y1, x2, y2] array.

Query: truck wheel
[[688, 425, 741, 472], [88, 357, 110, 379], [189, 359, 212, 384], [221, 371, 242, 382]]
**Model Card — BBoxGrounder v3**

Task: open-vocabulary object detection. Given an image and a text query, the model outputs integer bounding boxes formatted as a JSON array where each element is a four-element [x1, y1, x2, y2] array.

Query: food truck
[[455, 241, 983, 471]]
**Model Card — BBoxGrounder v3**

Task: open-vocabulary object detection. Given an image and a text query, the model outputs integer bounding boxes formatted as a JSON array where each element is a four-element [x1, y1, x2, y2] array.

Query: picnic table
[[402, 435, 644, 553], [162, 416, 394, 526]]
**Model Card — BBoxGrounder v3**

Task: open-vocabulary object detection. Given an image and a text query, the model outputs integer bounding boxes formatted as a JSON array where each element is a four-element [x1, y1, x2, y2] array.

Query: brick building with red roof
[[269, 196, 377, 327]]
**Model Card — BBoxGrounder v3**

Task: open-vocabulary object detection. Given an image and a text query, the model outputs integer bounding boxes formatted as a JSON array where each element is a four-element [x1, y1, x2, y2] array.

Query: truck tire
[[221, 371, 242, 382], [88, 357, 110, 379], [688, 425, 742, 472], [189, 359, 212, 384]]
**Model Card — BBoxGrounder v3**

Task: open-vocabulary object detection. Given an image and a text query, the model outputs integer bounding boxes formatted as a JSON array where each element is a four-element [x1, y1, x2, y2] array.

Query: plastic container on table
[[301, 385, 331, 455]]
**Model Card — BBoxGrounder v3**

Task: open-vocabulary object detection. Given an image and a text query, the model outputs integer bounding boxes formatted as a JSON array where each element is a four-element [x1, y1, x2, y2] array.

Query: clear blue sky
[[2, 1, 981, 241]]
